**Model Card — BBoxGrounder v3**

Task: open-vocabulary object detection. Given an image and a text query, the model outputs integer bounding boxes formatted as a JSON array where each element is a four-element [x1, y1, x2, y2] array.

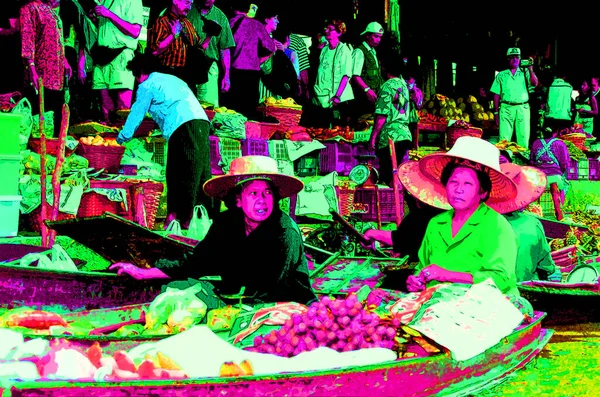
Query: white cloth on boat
[[126, 325, 396, 379], [409, 279, 524, 361]]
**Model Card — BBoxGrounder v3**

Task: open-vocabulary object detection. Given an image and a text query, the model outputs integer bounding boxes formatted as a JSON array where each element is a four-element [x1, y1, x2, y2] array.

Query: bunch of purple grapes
[[248, 294, 401, 357]]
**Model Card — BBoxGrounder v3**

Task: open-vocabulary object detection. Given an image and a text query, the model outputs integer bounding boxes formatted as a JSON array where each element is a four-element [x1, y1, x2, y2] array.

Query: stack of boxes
[[0, 113, 23, 237]]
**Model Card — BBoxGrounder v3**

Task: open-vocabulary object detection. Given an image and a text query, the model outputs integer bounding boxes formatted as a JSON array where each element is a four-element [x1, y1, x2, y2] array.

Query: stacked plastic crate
[[319, 141, 357, 176], [209, 135, 242, 175], [0, 113, 24, 236]]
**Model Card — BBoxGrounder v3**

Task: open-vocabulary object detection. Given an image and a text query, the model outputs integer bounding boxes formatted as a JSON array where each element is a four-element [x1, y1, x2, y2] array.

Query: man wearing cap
[[490, 47, 539, 149], [350, 21, 384, 127]]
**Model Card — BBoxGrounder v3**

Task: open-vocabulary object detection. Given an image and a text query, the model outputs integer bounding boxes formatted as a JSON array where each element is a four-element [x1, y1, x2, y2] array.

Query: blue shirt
[[118, 72, 209, 142]]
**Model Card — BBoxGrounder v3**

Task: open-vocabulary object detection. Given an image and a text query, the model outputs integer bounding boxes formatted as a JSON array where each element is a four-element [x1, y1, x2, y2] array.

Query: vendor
[[497, 162, 562, 282], [404, 136, 520, 295], [362, 178, 445, 263], [116, 52, 216, 229], [110, 155, 318, 305]]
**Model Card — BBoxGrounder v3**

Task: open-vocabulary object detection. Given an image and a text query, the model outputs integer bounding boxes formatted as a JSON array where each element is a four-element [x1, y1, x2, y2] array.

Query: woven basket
[[130, 180, 164, 230], [262, 106, 302, 131], [76, 144, 125, 174], [446, 126, 483, 149], [336, 187, 356, 217], [28, 203, 76, 233], [28, 138, 76, 158], [77, 180, 134, 220]]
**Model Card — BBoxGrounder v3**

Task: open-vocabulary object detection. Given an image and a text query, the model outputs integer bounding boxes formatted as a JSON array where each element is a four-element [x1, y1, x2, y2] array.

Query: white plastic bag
[[165, 219, 184, 237], [187, 205, 212, 241], [20, 244, 78, 272]]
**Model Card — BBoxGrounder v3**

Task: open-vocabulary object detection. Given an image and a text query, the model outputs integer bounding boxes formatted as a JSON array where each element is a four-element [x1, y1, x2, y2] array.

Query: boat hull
[[1, 312, 552, 397], [0, 265, 164, 311], [519, 281, 600, 325]]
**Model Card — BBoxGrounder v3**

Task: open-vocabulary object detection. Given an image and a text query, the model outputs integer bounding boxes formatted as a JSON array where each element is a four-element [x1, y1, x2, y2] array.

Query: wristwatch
[[364, 87, 371, 93]]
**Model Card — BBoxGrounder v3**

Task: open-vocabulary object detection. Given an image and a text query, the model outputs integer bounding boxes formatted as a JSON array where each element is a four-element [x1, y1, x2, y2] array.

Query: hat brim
[[493, 164, 547, 214], [203, 172, 304, 200], [397, 161, 452, 210], [418, 153, 518, 206]]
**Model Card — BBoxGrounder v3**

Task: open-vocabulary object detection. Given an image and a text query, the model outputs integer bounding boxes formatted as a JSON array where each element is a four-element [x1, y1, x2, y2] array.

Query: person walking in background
[[350, 21, 384, 129], [574, 77, 598, 135], [406, 74, 423, 136], [187, 0, 235, 108], [543, 68, 574, 135], [148, 0, 202, 94], [300, 19, 353, 128], [116, 53, 215, 230], [91, 0, 143, 124], [288, 32, 310, 104], [490, 47, 539, 149], [20, 0, 72, 137], [222, 0, 275, 120], [368, 51, 412, 187], [591, 76, 600, 143], [529, 126, 570, 220]]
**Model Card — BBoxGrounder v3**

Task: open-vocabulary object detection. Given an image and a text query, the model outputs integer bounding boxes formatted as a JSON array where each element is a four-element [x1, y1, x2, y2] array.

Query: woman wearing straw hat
[[497, 162, 561, 282], [110, 155, 317, 305], [398, 136, 520, 295]]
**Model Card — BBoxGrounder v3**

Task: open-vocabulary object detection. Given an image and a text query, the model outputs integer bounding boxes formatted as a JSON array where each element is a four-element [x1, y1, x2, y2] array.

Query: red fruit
[[113, 351, 136, 373]]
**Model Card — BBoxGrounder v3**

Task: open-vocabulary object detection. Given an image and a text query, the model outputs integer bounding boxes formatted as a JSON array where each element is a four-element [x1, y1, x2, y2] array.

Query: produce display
[[78, 135, 122, 147], [262, 96, 302, 109], [420, 94, 495, 125], [247, 294, 400, 357]]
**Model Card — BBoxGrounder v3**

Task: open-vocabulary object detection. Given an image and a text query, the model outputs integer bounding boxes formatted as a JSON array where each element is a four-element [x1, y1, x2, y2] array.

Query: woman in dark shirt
[[111, 155, 317, 305]]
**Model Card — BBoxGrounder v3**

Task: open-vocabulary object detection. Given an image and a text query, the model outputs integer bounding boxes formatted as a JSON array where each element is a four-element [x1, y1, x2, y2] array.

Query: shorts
[[92, 48, 136, 90]]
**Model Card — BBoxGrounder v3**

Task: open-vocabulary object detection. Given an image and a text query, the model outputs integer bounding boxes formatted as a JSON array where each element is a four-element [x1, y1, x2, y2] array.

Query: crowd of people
[[0, 0, 576, 304]]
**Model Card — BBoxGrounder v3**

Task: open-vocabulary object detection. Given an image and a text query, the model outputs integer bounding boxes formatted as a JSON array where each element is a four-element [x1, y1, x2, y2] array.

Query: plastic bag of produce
[[187, 205, 212, 241], [145, 284, 208, 332]]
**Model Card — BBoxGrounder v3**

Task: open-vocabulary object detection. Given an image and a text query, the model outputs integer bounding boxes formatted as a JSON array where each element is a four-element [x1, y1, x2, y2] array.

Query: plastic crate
[[536, 188, 555, 217], [241, 138, 269, 157], [319, 141, 356, 176], [143, 137, 168, 166], [295, 153, 319, 177], [0, 154, 21, 196], [589, 158, 599, 181], [0, 195, 21, 237], [578, 159, 589, 180], [268, 139, 289, 160], [351, 187, 398, 223], [209, 135, 242, 175], [566, 159, 579, 180]]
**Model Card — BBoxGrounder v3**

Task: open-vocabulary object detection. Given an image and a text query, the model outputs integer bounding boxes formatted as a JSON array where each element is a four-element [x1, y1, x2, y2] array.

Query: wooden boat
[[0, 214, 196, 311], [0, 260, 165, 311], [518, 280, 600, 325], [0, 311, 552, 397]]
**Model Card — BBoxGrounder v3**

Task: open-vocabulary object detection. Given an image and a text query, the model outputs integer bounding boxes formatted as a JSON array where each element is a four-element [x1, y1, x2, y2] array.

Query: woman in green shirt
[[399, 137, 520, 295]]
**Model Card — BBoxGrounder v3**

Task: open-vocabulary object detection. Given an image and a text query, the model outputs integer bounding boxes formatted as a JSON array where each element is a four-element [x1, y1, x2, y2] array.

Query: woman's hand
[[420, 264, 452, 283], [109, 262, 168, 280], [406, 274, 425, 292]]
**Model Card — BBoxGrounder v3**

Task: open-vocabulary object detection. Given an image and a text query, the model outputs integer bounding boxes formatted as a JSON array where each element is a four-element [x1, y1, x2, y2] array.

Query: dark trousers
[[24, 86, 64, 138], [376, 140, 413, 187], [222, 68, 261, 119], [166, 119, 216, 225]]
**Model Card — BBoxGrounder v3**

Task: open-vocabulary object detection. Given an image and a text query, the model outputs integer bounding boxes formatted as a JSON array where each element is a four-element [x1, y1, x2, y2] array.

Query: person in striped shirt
[[148, 0, 202, 94], [288, 33, 310, 104]]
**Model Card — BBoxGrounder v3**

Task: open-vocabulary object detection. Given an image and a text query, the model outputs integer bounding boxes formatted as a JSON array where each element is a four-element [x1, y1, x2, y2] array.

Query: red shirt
[[149, 11, 200, 68]]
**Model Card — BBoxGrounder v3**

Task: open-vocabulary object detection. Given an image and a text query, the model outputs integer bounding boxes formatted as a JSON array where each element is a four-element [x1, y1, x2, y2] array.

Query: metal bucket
[[566, 263, 600, 283]]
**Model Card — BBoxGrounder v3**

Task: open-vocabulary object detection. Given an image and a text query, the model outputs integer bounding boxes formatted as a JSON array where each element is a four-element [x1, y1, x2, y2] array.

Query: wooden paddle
[[329, 210, 388, 258]]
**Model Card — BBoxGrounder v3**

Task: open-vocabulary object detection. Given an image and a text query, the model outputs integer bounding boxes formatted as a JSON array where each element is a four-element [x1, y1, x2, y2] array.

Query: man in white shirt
[[350, 21, 384, 128]]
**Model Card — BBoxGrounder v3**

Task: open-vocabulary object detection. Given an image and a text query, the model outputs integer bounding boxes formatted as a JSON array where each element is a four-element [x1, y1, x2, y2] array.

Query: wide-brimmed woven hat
[[398, 136, 518, 209], [203, 155, 304, 200], [493, 163, 547, 214]]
